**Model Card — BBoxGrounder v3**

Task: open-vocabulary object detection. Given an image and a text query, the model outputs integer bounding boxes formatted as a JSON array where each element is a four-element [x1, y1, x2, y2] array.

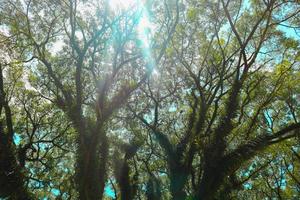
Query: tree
[[0, 0, 299, 199], [0, 33, 32, 199], [128, 0, 300, 199], [1, 0, 178, 199], [0, 31, 76, 199]]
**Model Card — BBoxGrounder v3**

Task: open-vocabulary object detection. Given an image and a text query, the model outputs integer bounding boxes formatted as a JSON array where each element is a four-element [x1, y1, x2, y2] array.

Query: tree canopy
[[0, 0, 300, 199]]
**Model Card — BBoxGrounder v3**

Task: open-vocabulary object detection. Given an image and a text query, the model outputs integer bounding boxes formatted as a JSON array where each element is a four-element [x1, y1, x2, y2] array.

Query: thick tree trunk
[[146, 175, 162, 200], [169, 167, 188, 200], [116, 160, 134, 200], [76, 128, 108, 200], [197, 170, 223, 200], [196, 157, 228, 200], [114, 143, 140, 200]]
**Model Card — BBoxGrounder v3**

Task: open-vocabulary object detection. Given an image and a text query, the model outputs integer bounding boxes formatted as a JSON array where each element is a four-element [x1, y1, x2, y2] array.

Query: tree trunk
[[196, 158, 242, 200], [116, 160, 134, 200], [169, 167, 188, 200], [76, 128, 108, 200], [195, 159, 229, 200], [0, 122, 32, 200], [197, 171, 221, 200], [146, 175, 162, 200]]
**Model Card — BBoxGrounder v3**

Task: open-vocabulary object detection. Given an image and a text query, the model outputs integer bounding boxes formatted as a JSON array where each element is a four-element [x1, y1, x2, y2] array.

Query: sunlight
[[109, 0, 156, 71], [109, 0, 136, 10], [137, 15, 152, 48], [138, 15, 155, 71], [109, 0, 154, 46], [152, 68, 160, 79]]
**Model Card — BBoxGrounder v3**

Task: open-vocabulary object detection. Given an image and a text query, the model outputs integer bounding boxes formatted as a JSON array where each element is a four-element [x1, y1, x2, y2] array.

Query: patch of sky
[[241, 161, 259, 190], [244, 182, 252, 190], [168, 103, 177, 112], [0, 24, 10, 36], [220, 0, 299, 46], [13, 133, 22, 145], [278, 25, 299, 39], [291, 146, 299, 152], [144, 109, 155, 124], [50, 36, 65, 55], [274, 0, 300, 40], [263, 109, 273, 134], [287, 163, 293, 171], [51, 188, 60, 196], [105, 184, 116, 198], [29, 177, 44, 189]]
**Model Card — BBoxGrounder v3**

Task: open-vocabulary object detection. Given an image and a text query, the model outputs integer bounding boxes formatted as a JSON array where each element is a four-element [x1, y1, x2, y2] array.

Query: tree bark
[[0, 123, 32, 200], [196, 168, 224, 200], [75, 125, 108, 200], [115, 160, 134, 200], [169, 164, 188, 200]]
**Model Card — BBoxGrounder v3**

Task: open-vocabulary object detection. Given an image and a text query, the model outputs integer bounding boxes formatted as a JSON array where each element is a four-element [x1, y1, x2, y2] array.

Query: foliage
[[0, 0, 300, 200]]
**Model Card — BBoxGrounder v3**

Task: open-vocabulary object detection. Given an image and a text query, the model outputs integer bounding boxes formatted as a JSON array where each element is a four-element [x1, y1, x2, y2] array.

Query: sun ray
[[109, 0, 157, 75]]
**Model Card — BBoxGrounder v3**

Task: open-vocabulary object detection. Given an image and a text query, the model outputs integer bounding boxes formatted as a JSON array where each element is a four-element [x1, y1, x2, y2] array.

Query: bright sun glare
[[109, 0, 156, 69], [109, 0, 136, 10], [109, 0, 152, 48]]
